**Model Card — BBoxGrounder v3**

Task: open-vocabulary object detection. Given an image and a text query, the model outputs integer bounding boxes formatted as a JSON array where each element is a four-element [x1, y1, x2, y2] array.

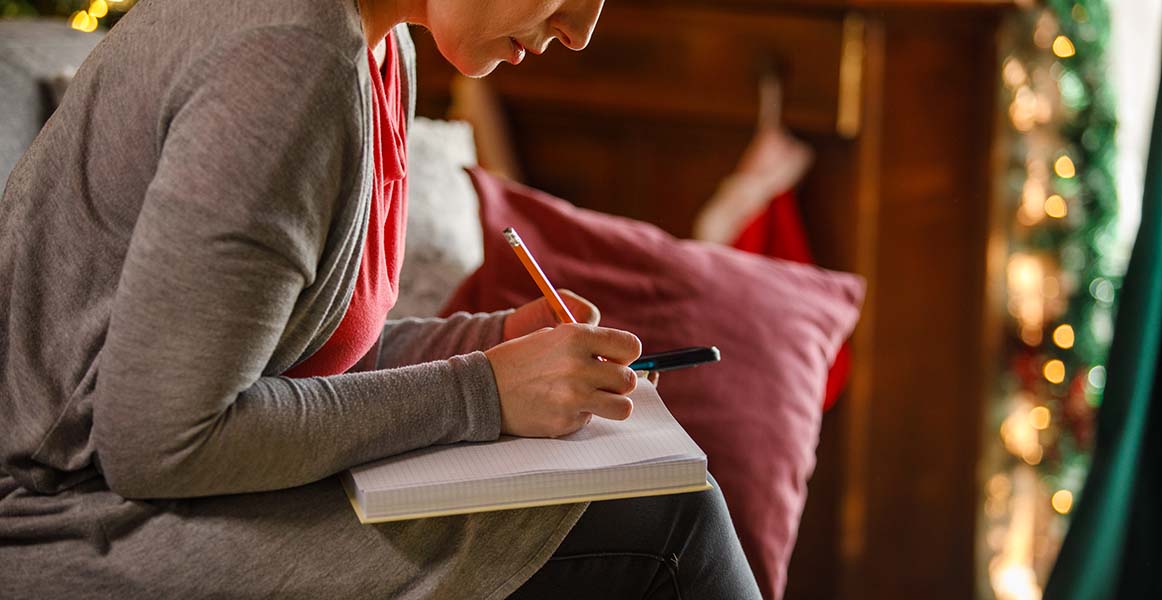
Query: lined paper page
[[350, 378, 704, 493]]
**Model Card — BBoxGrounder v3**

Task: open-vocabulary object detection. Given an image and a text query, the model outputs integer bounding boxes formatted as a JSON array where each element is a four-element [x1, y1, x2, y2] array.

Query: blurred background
[[2, 1, 1159, 598]]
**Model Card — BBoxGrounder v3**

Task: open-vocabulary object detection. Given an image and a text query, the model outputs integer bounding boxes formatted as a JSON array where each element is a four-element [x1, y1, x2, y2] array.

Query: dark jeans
[[507, 473, 762, 600]]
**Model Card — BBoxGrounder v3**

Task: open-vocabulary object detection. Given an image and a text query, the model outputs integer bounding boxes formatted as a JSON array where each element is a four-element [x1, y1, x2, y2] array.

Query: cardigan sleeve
[[374, 310, 514, 369], [91, 27, 501, 500]]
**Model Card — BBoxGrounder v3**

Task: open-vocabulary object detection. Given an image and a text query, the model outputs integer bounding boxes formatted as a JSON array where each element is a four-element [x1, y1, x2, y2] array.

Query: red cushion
[[441, 167, 864, 600], [732, 190, 852, 412]]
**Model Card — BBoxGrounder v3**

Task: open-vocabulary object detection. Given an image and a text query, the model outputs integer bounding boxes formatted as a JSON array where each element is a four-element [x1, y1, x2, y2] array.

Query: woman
[[0, 0, 762, 597]]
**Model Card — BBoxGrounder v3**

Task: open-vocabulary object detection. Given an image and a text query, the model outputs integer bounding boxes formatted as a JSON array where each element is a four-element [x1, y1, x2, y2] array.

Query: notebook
[[343, 377, 710, 523]]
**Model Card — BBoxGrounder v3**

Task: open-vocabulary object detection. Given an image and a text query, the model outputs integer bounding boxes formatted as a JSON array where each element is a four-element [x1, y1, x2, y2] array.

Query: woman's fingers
[[581, 391, 634, 422], [558, 289, 600, 325], [562, 323, 641, 365], [583, 360, 638, 395], [487, 321, 642, 438], [569, 363, 636, 426]]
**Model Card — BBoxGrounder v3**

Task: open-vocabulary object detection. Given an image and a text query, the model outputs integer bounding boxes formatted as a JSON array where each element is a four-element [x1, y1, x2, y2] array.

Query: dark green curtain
[[1044, 64, 1162, 599]]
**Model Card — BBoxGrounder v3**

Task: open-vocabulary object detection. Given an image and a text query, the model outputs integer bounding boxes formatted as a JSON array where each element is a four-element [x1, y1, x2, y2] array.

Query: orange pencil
[[503, 227, 577, 324]]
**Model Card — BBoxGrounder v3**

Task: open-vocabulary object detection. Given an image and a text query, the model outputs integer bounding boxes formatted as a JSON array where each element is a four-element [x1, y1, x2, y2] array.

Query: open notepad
[[343, 377, 710, 523]]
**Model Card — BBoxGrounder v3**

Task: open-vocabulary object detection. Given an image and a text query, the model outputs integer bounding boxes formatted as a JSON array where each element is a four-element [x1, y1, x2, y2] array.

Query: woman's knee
[[669, 473, 763, 598], [673, 473, 734, 539]]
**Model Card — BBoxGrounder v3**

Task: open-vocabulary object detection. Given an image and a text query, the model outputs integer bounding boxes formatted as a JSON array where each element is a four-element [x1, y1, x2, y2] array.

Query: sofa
[[1, 21, 862, 600]]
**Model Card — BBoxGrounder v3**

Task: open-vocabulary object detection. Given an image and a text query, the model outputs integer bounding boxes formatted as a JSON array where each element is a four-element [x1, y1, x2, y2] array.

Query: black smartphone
[[629, 346, 721, 372]]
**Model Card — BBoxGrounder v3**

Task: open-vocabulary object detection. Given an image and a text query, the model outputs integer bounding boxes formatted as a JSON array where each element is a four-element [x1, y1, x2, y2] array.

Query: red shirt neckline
[[284, 34, 408, 378]]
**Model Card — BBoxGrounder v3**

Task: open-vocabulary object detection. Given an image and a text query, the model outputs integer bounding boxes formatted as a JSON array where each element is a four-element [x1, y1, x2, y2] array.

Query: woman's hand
[[485, 323, 642, 438], [502, 290, 600, 341]]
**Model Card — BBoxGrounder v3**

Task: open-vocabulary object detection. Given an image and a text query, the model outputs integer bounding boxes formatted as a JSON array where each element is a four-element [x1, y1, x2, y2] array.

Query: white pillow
[[390, 117, 484, 319]]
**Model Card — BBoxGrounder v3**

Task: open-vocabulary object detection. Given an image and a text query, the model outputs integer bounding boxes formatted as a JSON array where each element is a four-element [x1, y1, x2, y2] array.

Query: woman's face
[[426, 0, 605, 77]]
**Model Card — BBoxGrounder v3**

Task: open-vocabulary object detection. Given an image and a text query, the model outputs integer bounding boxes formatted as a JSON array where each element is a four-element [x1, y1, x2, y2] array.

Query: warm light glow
[[1001, 400, 1042, 462], [1043, 359, 1066, 384], [1003, 58, 1028, 88], [1009, 255, 1041, 290], [987, 526, 1007, 552], [1028, 406, 1051, 430], [1044, 276, 1061, 299], [69, 10, 93, 31], [989, 467, 1043, 600], [1052, 35, 1076, 58], [1033, 12, 1056, 48], [1020, 327, 1043, 347], [88, 0, 108, 18], [1054, 155, 1077, 179], [1022, 445, 1043, 465], [1051, 489, 1074, 514], [1045, 194, 1068, 218], [1053, 324, 1075, 349], [988, 474, 1012, 498], [986, 496, 1007, 518], [991, 555, 1042, 599], [1003, 86, 1041, 132], [1007, 254, 1046, 334], [1020, 178, 1047, 224]]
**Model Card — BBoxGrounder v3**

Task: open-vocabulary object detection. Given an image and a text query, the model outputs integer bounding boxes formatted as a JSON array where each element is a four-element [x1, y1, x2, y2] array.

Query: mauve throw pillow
[[441, 167, 865, 600]]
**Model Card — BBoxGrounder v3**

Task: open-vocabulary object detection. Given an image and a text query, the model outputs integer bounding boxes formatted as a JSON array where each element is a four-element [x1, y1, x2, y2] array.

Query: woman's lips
[[508, 37, 526, 65]]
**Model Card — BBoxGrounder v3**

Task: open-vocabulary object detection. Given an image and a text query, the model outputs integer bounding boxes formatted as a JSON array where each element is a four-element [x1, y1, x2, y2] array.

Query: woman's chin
[[453, 57, 502, 79]]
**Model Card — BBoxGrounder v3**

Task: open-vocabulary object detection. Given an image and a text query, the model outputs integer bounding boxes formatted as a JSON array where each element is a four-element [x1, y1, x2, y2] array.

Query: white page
[[350, 378, 704, 493]]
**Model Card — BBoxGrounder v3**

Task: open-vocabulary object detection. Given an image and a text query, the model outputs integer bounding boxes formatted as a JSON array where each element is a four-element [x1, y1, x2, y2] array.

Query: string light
[[88, 0, 108, 19], [69, 10, 98, 32], [1043, 359, 1066, 384], [1045, 194, 1068, 218], [1020, 176, 1048, 224], [1044, 276, 1061, 299], [1010, 87, 1041, 132], [1054, 155, 1077, 178], [988, 474, 1013, 498], [1087, 365, 1107, 389], [988, 1, 1117, 596], [1089, 278, 1115, 304], [1022, 446, 1044, 465], [67, 0, 137, 32], [1004, 58, 1029, 88], [1028, 406, 1051, 430], [1008, 254, 1047, 336], [1052, 35, 1076, 58]]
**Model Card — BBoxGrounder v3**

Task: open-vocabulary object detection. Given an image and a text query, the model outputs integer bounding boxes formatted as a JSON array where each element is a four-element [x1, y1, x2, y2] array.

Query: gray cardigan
[[0, 0, 585, 597]]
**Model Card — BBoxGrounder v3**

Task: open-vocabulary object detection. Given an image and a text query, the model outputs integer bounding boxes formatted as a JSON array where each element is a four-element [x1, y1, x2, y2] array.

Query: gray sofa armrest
[[0, 18, 102, 186]]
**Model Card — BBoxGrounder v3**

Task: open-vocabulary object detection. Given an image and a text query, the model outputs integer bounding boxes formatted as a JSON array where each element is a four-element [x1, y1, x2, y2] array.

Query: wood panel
[[416, 5, 851, 137], [836, 11, 997, 600]]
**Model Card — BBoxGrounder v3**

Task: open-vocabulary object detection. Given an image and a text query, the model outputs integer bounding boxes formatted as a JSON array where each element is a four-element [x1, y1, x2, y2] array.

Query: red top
[[284, 35, 408, 378]]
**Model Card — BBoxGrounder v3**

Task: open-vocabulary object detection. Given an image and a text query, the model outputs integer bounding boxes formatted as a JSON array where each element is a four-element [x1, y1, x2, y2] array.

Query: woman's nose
[[552, 0, 604, 51]]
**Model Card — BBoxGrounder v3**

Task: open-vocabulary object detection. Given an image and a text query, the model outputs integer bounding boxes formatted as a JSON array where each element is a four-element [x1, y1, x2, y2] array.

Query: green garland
[[1036, 0, 1118, 477], [995, 0, 1119, 485], [983, 1, 1119, 595]]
